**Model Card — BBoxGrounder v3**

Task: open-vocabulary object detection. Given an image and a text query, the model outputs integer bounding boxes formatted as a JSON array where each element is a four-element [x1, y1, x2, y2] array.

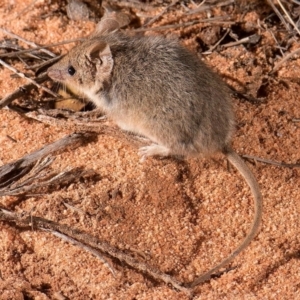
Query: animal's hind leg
[[138, 144, 171, 161], [138, 141, 197, 161]]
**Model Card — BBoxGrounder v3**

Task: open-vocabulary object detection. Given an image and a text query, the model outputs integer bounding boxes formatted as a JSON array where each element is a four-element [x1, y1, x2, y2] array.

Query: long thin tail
[[188, 148, 262, 288]]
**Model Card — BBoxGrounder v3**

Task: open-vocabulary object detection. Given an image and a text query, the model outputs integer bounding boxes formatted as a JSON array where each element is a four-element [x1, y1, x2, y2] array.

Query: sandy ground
[[0, 0, 299, 299]]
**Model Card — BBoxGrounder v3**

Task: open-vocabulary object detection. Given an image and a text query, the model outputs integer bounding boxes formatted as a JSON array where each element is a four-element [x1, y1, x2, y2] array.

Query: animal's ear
[[86, 41, 113, 74], [92, 16, 120, 36], [86, 41, 111, 62]]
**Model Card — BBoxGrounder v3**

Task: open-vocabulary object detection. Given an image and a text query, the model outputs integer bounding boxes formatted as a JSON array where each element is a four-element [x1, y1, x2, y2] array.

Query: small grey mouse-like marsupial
[[47, 16, 262, 288]]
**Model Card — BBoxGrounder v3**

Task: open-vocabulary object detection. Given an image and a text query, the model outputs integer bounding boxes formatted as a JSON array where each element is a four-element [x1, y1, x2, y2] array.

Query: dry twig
[[142, 0, 179, 27], [134, 17, 234, 32], [185, 0, 235, 15], [221, 34, 261, 48], [276, 0, 300, 36], [48, 230, 116, 276], [0, 38, 83, 58], [0, 162, 96, 196], [0, 208, 191, 295], [0, 39, 41, 60], [107, 0, 153, 10], [0, 59, 57, 97], [266, 0, 291, 31], [14, 0, 40, 19], [0, 132, 96, 182], [272, 47, 300, 72], [26, 55, 63, 71], [243, 155, 300, 168], [0, 156, 54, 190], [203, 28, 230, 54], [0, 72, 49, 109], [0, 27, 56, 58], [0, 131, 99, 197]]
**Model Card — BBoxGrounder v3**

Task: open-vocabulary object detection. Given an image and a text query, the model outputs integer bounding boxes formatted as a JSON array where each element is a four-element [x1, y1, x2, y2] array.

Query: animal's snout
[[48, 69, 65, 81]]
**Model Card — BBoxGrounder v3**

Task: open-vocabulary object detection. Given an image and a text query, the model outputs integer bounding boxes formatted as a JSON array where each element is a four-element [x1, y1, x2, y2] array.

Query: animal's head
[[47, 40, 113, 95], [47, 14, 120, 95]]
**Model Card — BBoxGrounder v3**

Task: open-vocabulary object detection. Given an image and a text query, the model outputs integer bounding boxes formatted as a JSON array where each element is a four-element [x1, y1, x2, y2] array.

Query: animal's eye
[[68, 66, 76, 76]]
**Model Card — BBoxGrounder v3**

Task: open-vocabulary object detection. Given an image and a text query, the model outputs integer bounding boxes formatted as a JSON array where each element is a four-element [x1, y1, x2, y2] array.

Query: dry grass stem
[[0, 27, 56, 58], [0, 59, 57, 97], [0, 38, 83, 58]]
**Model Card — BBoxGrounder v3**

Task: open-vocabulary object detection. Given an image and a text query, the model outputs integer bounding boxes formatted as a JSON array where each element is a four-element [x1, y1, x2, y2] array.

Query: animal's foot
[[138, 144, 170, 162]]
